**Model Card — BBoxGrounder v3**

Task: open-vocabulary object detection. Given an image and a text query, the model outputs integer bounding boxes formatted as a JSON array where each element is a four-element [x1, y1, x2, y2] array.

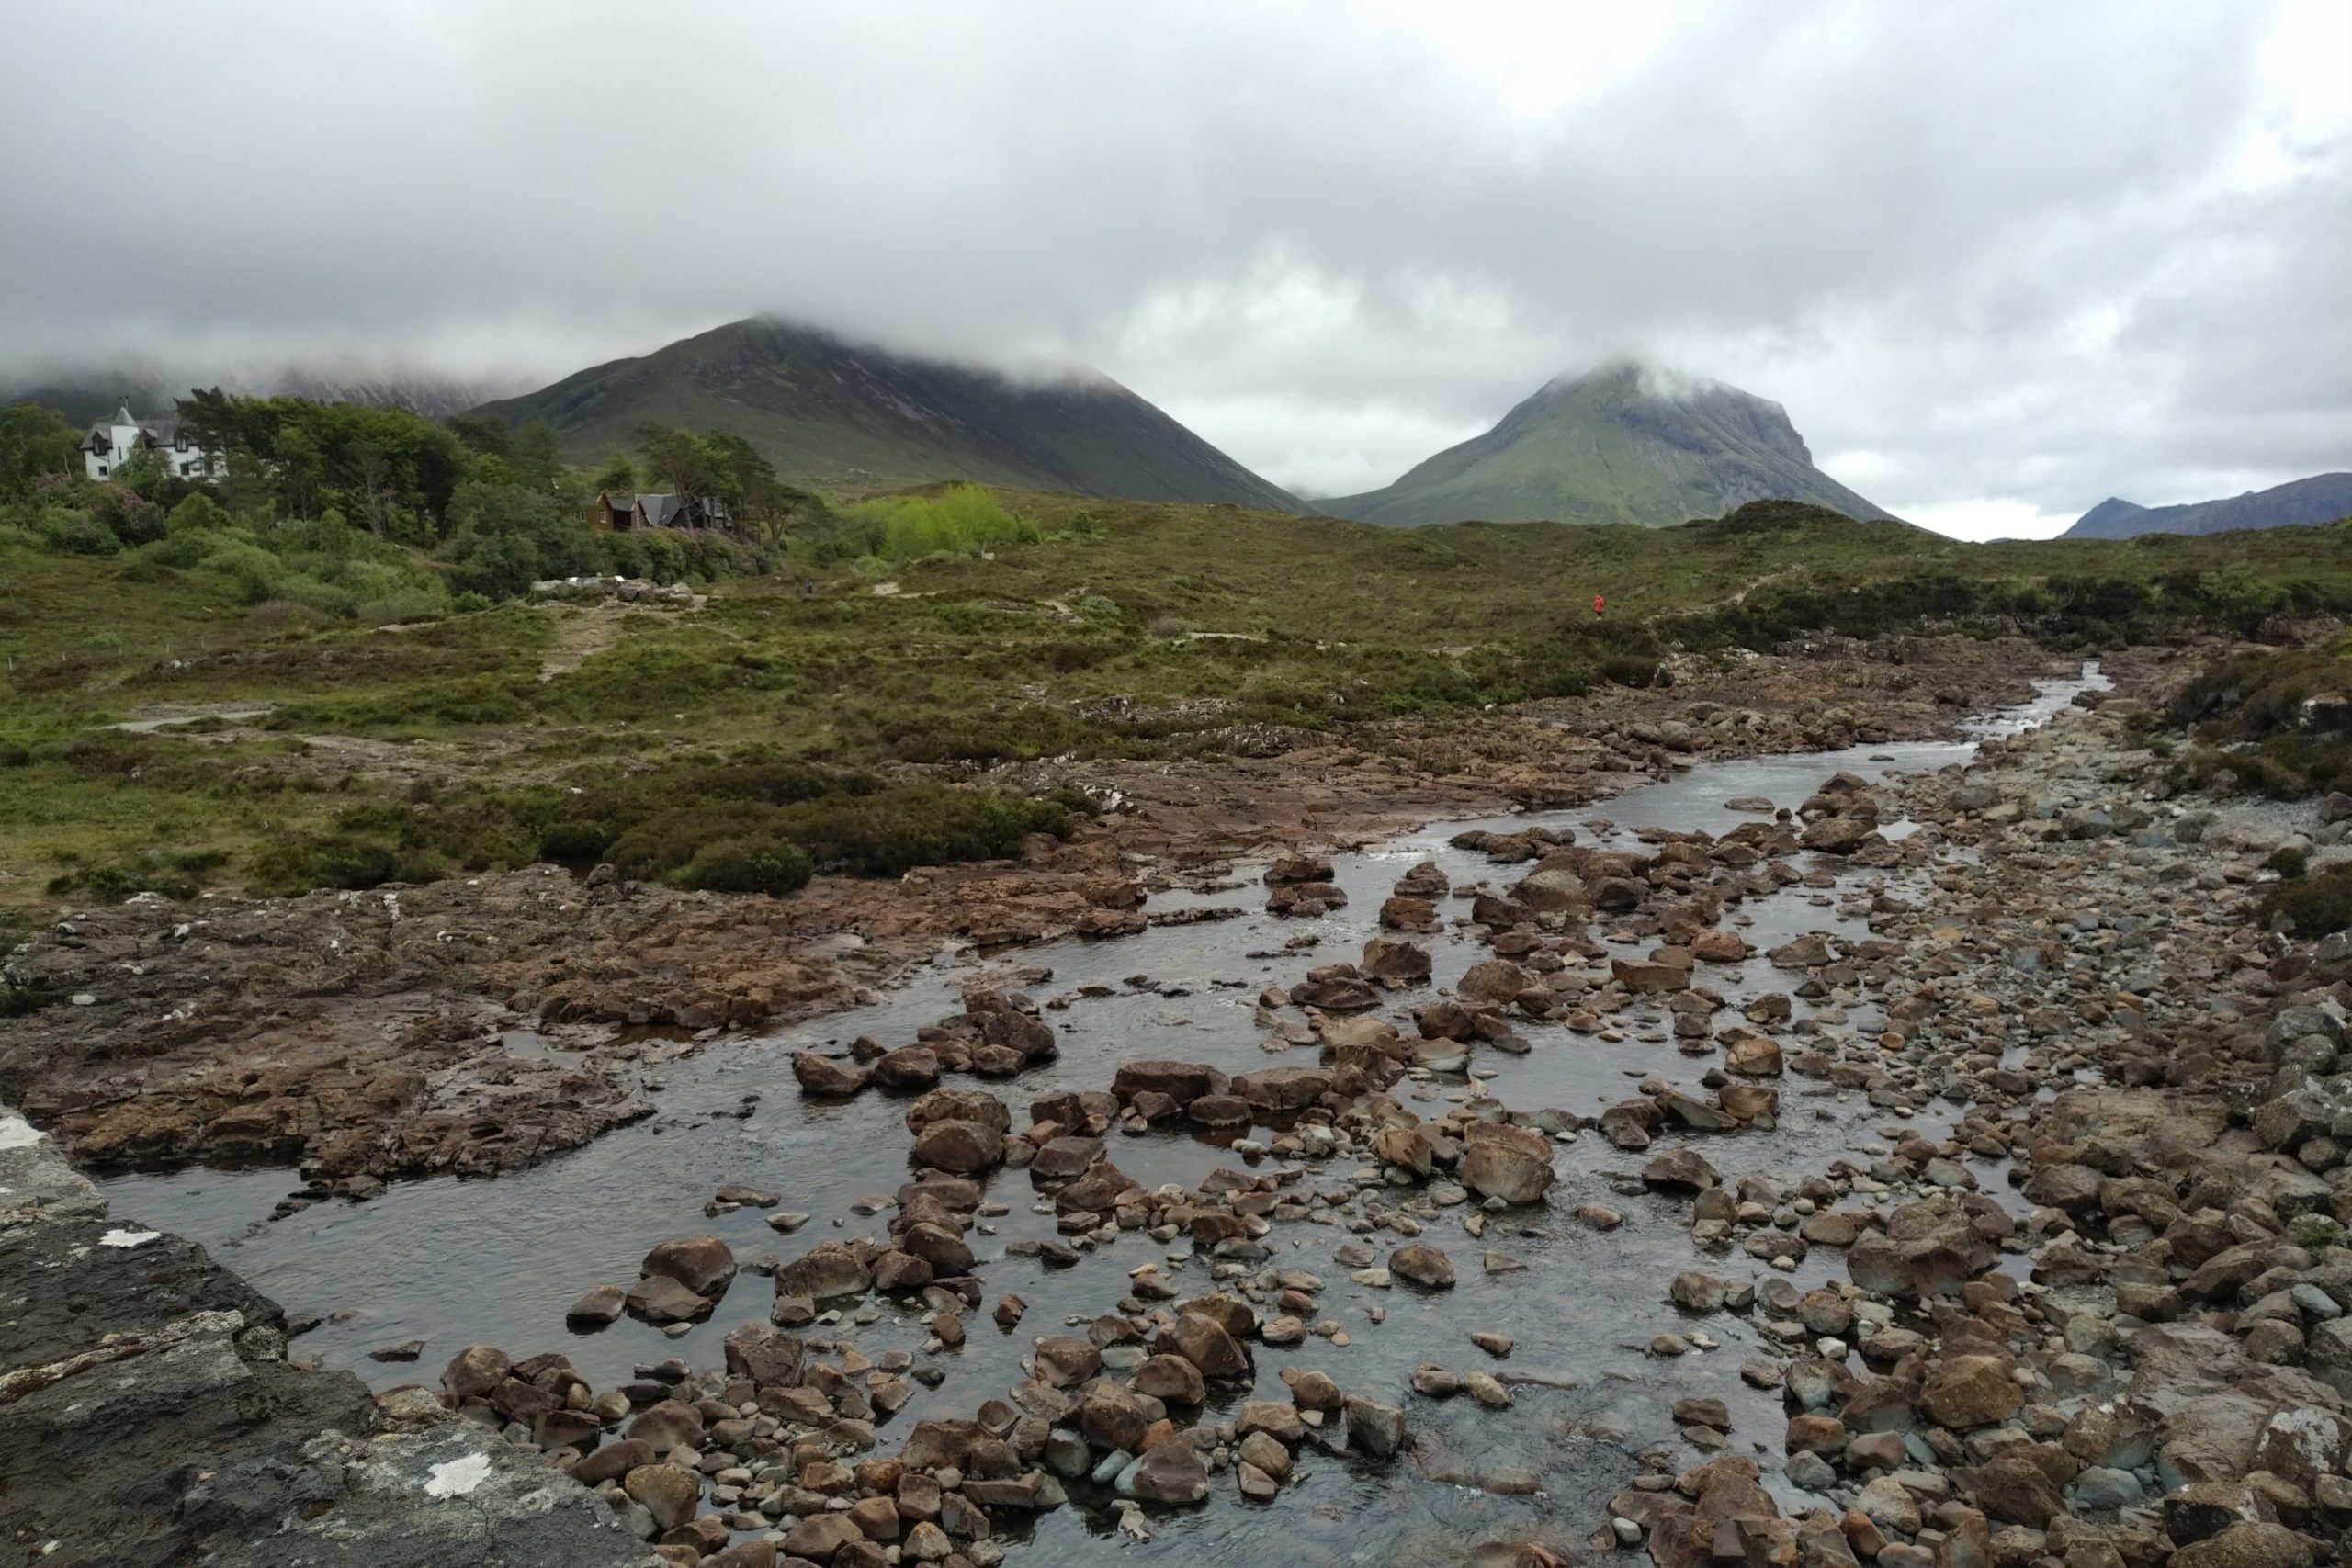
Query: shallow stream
[[98, 666, 2104, 1563]]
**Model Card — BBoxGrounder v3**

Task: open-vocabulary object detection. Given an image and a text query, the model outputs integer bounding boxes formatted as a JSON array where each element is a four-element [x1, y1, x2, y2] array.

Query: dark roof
[[635, 493, 684, 527], [82, 403, 183, 451]]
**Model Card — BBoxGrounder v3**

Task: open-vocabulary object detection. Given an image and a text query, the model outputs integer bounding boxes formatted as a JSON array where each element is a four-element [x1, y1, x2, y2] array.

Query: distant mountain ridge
[[1325, 359, 1893, 527], [473, 318, 1308, 511], [2061, 473, 2352, 539], [4, 367, 515, 425]]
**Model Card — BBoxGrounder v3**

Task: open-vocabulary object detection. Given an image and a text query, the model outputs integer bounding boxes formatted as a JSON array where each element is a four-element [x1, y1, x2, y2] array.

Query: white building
[[81, 401, 222, 482]]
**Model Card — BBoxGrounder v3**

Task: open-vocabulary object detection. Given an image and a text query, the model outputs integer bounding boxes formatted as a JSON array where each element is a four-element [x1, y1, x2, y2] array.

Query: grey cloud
[[1, 0, 2342, 535]]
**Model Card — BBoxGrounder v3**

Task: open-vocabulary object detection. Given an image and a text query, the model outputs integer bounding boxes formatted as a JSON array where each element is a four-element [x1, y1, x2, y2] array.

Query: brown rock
[[1458, 1122, 1555, 1203], [641, 1235, 737, 1296], [441, 1344, 511, 1399], [1919, 1354, 2022, 1430], [1110, 1060, 1227, 1108], [1390, 1243, 1456, 1288], [910, 1118, 1005, 1174], [623, 1462, 701, 1532], [794, 1052, 871, 1096], [1128, 1437, 1210, 1505], [625, 1273, 713, 1325]]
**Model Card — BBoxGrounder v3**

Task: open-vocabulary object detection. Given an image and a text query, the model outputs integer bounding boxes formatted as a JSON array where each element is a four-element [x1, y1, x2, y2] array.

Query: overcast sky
[[3, 1, 2346, 538]]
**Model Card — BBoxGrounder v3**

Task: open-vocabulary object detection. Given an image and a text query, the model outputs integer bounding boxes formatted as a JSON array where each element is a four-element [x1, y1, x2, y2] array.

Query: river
[[96, 663, 2106, 1564]]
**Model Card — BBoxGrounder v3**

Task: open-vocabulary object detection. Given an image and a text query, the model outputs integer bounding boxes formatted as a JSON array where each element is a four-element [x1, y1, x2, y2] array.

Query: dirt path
[[537, 604, 635, 681]]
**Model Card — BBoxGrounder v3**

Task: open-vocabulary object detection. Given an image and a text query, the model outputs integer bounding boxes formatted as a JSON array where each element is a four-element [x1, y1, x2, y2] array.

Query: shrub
[[247, 599, 331, 631], [677, 837, 812, 895], [2263, 866, 2352, 938], [2267, 846, 2310, 880], [452, 591, 492, 613], [36, 508, 120, 556], [1600, 654, 1669, 688], [842, 484, 1040, 561], [2191, 565, 2291, 637], [87, 487, 163, 546], [358, 589, 447, 626], [536, 818, 617, 862], [165, 492, 230, 536], [246, 833, 400, 896]]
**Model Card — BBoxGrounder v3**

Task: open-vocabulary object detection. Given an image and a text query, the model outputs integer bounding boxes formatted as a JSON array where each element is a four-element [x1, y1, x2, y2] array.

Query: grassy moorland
[[5, 479, 2351, 920]]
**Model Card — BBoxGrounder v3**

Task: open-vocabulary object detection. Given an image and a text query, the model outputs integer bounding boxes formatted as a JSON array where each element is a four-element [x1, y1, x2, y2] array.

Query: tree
[[701, 430, 786, 533], [512, 419, 560, 493], [444, 412, 514, 461], [592, 450, 636, 496], [635, 422, 713, 503], [347, 440, 394, 535], [0, 402, 82, 500], [272, 423, 325, 518]]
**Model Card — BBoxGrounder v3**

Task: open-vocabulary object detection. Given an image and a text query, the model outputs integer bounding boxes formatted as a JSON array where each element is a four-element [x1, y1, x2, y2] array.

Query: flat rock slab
[[0, 1101, 639, 1568]]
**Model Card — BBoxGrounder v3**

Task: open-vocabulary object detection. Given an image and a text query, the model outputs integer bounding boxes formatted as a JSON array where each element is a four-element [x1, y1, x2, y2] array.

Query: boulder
[[441, 1344, 511, 1399], [1458, 1122, 1555, 1204], [625, 1274, 712, 1324], [1125, 1438, 1209, 1505], [1076, 1380, 1149, 1452], [722, 1323, 805, 1387], [1613, 958, 1690, 994], [874, 1045, 943, 1091], [1390, 1243, 1455, 1288], [1691, 930, 1749, 964], [1918, 1354, 2022, 1430], [904, 1086, 1011, 1134], [1028, 1134, 1103, 1179], [1345, 1393, 1408, 1459], [1643, 1148, 1721, 1193], [1132, 1354, 1207, 1404], [1361, 937, 1433, 987], [623, 1463, 701, 1532], [793, 1053, 871, 1097], [1230, 1067, 1332, 1112], [641, 1235, 736, 1297], [1111, 1061, 1227, 1108], [1457, 960, 1534, 1006], [777, 1240, 873, 1301], [781, 1514, 866, 1561], [910, 1118, 1005, 1175], [1968, 1454, 2064, 1528], [1169, 1312, 1251, 1379], [1847, 1201, 1998, 1300], [2169, 1523, 2316, 1568]]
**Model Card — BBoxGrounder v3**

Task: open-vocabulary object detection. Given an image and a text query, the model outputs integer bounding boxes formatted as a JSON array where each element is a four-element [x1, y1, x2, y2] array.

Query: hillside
[[4, 367, 510, 425], [2062, 472, 2352, 539], [1325, 359, 1894, 527], [474, 318, 1308, 511]]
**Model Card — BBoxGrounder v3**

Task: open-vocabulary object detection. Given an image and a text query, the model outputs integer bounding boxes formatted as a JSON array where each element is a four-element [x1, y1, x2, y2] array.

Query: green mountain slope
[[1325, 359, 1893, 527], [2062, 473, 2352, 538], [474, 318, 1308, 511]]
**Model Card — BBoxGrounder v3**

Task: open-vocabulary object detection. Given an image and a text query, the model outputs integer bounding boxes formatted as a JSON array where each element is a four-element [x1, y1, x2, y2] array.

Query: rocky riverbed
[[15, 640, 2350, 1568], [0, 634, 2056, 1187]]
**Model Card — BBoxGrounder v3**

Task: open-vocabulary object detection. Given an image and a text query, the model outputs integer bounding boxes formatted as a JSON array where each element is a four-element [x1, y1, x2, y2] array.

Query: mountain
[[1324, 359, 1893, 527], [3, 367, 513, 425], [473, 318, 1308, 511], [2061, 473, 2352, 539]]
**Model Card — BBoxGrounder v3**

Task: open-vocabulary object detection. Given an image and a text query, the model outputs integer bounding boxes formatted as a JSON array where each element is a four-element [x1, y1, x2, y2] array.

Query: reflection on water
[[96, 665, 2102, 1562]]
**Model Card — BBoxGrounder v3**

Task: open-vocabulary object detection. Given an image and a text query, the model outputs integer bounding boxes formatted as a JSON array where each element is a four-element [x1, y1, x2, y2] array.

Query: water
[[96, 665, 2103, 1562]]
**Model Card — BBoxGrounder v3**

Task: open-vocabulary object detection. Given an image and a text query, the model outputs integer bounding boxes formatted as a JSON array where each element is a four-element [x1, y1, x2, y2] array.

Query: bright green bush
[[844, 484, 1040, 561]]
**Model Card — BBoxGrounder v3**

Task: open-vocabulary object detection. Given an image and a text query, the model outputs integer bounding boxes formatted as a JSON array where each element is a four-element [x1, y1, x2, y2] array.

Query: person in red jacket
[[1592, 592, 1605, 619]]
